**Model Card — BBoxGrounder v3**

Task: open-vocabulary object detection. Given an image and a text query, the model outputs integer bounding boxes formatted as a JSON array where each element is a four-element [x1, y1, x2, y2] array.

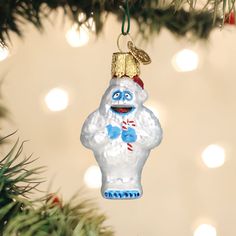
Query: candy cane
[[122, 119, 136, 152]]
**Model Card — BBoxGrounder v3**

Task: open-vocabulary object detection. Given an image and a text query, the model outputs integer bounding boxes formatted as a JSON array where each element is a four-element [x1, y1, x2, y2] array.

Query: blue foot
[[103, 190, 141, 199]]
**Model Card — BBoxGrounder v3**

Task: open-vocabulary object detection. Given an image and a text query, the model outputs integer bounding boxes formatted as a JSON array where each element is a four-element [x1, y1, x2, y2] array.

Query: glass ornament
[[81, 44, 162, 200]]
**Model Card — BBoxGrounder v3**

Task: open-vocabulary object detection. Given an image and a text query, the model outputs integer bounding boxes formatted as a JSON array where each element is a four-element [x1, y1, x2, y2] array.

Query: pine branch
[[0, 0, 233, 44], [0, 134, 114, 236], [4, 194, 114, 236], [0, 134, 44, 233]]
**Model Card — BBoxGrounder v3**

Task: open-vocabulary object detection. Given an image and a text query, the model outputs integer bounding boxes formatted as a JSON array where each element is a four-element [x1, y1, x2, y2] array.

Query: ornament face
[[81, 77, 162, 199]]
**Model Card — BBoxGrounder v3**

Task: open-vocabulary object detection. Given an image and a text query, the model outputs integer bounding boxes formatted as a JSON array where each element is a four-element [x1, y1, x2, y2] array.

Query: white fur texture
[[80, 77, 162, 198]]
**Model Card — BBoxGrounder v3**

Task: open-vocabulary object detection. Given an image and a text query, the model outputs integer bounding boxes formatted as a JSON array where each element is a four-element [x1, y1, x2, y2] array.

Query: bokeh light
[[45, 88, 69, 112], [86, 17, 96, 32], [201, 144, 225, 168], [66, 24, 89, 47], [194, 224, 217, 236], [84, 165, 102, 189], [0, 45, 9, 61], [172, 49, 199, 72]]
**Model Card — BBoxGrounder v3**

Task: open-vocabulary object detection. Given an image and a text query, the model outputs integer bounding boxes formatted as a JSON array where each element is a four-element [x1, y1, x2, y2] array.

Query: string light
[[0, 44, 9, 61], [66, 24, 89, 48], [86, 17, 96, 32], [78, 12, 96, 31], [172, 49, 199, 72], [201, 144, 225, 168], [145, 100, 167, 128], [66, 12, 96, 47], [44, 88, 69, 112], [84, 165, 102, 189], [145, 101, 162, 119], [78, 12, 86, 22], [194, 224, 217, 236]]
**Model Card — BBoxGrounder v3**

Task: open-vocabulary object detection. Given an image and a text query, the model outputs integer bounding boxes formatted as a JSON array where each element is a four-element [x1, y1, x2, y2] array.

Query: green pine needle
[[4, 195, 114, 236], [0, 134, 44, 234], [0, 139, 44, 198], [0, 0, 234, 44], [0, 134, 113, 236]]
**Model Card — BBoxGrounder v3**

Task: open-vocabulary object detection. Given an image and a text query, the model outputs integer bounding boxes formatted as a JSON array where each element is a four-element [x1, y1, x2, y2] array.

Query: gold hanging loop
[[117, 33, 134, 52]]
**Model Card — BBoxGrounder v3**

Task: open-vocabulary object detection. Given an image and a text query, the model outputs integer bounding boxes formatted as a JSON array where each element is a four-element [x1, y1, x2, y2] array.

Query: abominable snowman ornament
[[81, 45, 162, 200]]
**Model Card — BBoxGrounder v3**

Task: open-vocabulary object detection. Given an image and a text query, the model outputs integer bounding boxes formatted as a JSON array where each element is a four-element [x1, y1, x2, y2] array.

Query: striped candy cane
[[122, 119, 136, 152]]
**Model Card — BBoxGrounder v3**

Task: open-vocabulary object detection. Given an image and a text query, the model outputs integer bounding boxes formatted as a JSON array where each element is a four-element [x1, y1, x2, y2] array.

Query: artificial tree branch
[[0, 133, 113, 235], [0, 0, 231, 44]]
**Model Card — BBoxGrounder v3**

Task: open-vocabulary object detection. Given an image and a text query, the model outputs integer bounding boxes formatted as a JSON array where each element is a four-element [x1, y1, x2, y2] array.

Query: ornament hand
[[106, 125, 121, 139], [122, 127, 137, 143]]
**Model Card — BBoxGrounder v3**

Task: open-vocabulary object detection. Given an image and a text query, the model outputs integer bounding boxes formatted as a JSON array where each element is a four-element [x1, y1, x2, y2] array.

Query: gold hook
[[117, 33, 134, 52]]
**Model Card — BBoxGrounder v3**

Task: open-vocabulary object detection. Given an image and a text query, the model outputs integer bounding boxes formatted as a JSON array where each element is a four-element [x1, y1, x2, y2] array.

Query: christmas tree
[[0, 92, 113, 236], [0, 0, 235, 44]]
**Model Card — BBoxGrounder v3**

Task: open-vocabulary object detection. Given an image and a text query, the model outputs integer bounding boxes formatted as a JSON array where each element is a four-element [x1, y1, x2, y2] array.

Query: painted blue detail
[[123, 90, 133, 101], [121, 127, 137, 143], [104, 190, 141, 199], [106, 125, 121, 139], [112, 90, 133, 101], [112, 90, 122, 101]]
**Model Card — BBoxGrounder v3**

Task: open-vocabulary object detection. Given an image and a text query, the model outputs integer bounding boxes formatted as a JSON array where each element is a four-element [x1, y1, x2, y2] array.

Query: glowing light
[[84, 165, 102, 189], [194, 224, 217, 236], [0, 45, 9, 61], [145, 101, 167, 128], [66, 24, 89, 47], [45, 88, 69, 112], [145, 101, 161, 119], [78, 12, 86, 22], [78, 12, 95, 31], [201, 144, 225, 168], [172, 49, 199, 72], [86, 17, 96, 32]]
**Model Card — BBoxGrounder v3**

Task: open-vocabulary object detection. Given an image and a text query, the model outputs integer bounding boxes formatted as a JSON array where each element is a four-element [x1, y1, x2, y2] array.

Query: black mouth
[[111, 106, 134, 114]]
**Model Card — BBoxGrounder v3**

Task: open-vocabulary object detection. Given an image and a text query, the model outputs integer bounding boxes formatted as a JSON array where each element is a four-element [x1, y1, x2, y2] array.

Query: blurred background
[[1, 11, 236, 236]]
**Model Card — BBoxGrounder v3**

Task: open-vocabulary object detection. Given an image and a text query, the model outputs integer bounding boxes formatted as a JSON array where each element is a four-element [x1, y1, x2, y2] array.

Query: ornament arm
[[80, 110, 109, 149], [136, 108, 162, 150]]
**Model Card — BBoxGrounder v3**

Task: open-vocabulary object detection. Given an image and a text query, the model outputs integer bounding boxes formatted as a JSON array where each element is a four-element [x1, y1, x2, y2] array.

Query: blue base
[[103, 190, 141, 199]]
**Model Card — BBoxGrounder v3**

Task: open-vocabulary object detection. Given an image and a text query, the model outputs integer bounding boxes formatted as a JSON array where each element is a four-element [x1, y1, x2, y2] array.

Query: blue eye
[[112, 90, 122, 100], [124, 91, 133, 101]]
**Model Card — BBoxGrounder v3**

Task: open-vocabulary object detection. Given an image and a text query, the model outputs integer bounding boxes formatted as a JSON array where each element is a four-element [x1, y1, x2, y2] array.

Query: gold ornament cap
[[111, 52, 140, 78]]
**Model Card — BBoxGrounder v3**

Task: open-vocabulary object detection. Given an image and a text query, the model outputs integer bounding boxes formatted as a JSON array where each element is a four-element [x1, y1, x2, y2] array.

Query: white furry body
[[81, 78, 162, 198]]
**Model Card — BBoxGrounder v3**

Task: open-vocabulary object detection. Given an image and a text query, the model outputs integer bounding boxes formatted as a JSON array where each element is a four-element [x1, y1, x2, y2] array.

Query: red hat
[[132, 75, 144, 89]]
